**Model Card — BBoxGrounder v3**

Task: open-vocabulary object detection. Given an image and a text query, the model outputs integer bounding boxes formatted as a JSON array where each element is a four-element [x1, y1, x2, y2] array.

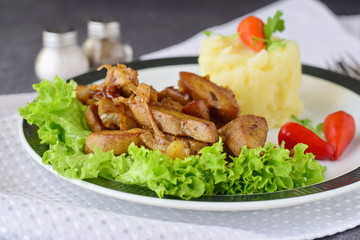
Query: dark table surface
[[1, 0, 360, 239]]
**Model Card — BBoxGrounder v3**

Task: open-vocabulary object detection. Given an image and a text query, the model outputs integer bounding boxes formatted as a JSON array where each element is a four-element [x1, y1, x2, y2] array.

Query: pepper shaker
[[35, 26, 89, 81], [82, 17, 133, 68]]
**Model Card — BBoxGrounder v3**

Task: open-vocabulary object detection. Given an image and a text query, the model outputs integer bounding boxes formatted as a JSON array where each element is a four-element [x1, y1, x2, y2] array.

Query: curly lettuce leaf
[[19, 77, 90, 152], [19, 77, 326, 200], [116, 140, 229, 199]]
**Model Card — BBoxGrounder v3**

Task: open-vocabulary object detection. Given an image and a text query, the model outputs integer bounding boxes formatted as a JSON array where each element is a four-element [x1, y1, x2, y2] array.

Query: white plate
[[20, 57, 360, 211]]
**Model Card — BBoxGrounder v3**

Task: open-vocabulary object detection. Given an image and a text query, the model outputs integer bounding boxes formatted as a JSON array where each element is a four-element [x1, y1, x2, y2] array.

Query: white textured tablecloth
[[2, 0, 360, 239]]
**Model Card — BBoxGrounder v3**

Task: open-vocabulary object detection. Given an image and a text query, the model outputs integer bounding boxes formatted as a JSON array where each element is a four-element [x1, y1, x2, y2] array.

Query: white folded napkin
[[339, 14, 360, 40], [141, 0, 360, 69]]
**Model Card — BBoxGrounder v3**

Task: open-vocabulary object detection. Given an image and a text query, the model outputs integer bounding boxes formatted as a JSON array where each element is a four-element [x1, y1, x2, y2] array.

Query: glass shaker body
[[35, 26, 89, 81], [82, 18, 133, 68]]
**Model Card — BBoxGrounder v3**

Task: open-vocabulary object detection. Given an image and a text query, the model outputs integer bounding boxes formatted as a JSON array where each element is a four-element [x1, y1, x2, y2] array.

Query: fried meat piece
[[158, 86, 191, 105], [97, 97, 137, 130], [85, 105, 107, 132], [219, 114, 268, 156], [76, 85, 96, 105], [129, 104, 218, 143], [84, 129, 145, 155], [83, 64, 269, 160], [139, 131, 208, 159], [99, 64, 139, 97], [84, 128, 208, 159], [182, 99, 210, 120], [178, 72, 240, 123], [157, 97, 184, 112]]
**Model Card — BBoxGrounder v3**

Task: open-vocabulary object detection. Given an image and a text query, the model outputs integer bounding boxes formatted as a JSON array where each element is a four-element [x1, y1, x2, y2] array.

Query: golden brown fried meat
[[129, 104, 218, 143], [158, 86, 191, 105], [84, 127, 208, 159], [219, 114, 268, 156], [98, 64, 139, 97], [84, 129, 145, 155], [134, 83, 158, 104], [89, 83, 123, 100], [81, 64, 270, 160], [85, 105, 107, 132], [149, 106, 219, 143], [182, 99, 210, 120], [157, 97, 184, 112], [139, 131, 171, 153], [78, 64, 140, 104], [178, 72, 240, 124], [129, 83, 165, 137], [97, 97, 137, 130], [76, 85, 96, 105], [139, 131, 208, 159], [97, 97, 121, 129]]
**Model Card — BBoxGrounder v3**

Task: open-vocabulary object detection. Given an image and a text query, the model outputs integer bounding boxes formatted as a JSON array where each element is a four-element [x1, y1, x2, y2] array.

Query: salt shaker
[[82, 17, 133, 68], [35, 26, 89, 81]]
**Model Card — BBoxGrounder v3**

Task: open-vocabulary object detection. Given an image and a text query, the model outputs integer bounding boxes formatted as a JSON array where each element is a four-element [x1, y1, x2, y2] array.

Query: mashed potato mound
[[198, 35, 303, 129]]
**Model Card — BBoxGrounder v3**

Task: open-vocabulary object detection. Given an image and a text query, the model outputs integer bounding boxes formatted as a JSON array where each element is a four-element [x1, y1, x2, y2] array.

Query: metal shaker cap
[[42, 26, 77, 47], [87, 17, 120, 38]]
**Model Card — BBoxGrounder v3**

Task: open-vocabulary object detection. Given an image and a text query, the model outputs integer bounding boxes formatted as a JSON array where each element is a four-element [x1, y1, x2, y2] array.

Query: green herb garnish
[[264, 10, 286, 49], [204, 10, 287, 51], [292, 115, 324, 137]]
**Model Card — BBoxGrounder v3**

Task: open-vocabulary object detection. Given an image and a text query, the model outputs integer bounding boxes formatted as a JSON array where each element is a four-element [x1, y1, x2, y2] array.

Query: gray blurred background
[[0, 0, 359, 94]]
